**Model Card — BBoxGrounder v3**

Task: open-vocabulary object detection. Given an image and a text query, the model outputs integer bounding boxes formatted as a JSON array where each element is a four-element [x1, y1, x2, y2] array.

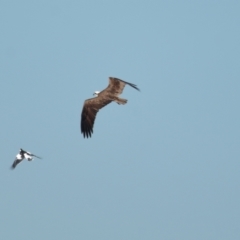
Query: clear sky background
[[0, 1, 240, 239]]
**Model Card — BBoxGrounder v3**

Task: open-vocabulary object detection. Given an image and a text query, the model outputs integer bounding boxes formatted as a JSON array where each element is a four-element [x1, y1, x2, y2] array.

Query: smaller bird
[[11, 148, 41, 169]]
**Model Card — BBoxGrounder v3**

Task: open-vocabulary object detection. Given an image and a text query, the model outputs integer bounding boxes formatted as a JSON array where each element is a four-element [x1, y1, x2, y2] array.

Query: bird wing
[[81, 96, 112, 138], [11, 158, 23, 169], [24, 150, 41, 159], [101, 77, 140, 96], [31, 154, 41, 159]]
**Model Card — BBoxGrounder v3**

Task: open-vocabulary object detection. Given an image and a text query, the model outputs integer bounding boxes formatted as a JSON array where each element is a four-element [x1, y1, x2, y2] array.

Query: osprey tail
[[115, 97, 127, 105]]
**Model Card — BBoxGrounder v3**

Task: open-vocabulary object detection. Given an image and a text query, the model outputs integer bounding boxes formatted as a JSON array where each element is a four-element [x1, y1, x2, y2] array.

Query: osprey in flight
[[11, 148, 41, 169], [81, 77, 140, 138]]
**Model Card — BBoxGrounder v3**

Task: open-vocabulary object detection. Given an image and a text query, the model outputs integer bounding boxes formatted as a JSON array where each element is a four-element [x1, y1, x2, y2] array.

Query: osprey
[[11, 148, 41, 169], [81, 77, 140, 138]]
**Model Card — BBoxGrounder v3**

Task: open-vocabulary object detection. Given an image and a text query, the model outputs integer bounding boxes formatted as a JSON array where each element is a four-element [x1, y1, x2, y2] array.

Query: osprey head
[[93, 91, 100, 96]]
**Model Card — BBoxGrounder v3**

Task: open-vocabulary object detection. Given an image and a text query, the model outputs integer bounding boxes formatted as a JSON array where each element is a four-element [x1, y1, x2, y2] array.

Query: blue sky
[[0, 1, 240, 239]]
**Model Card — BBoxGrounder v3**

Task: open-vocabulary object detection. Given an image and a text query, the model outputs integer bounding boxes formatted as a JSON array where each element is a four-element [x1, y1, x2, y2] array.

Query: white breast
[[16, 153, 22, 160]]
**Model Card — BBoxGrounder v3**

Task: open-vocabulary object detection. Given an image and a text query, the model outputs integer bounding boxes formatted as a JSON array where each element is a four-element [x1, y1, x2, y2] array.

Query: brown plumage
[[81, 77, 140, 138]]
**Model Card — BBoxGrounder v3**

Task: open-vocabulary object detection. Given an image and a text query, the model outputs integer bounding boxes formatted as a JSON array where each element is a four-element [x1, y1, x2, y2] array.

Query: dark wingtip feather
[[81, 107, 94, 138], [84, 129, 93, 138], [11, 164, 16, 170], [112, 77, 140, 91], [81, 123, 92, 138], [126, 82, 140, 91], [81, 126, 93, 138]]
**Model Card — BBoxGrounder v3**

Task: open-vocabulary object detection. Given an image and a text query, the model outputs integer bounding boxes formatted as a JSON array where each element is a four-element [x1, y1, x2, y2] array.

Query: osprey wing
[[11, 158, 23, 169], [103, 77, 140, 96], [22, 148, 41, 159], [31, 154, 41, 159], [81, 97, 111, 138]]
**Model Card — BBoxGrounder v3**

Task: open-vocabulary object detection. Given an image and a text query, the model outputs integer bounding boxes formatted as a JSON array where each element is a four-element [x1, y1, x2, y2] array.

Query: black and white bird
[[11, 148, 41, 169], [81, 77, 140, 138]]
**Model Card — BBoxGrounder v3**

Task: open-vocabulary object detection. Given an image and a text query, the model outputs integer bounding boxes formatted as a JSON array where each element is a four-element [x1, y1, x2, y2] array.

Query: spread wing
[[11, 158, 23, 169], [31, 154, 41, 159], [101, 77, 140, 96], [81, 97, 112, 138], [27, 151, 41, 159]]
